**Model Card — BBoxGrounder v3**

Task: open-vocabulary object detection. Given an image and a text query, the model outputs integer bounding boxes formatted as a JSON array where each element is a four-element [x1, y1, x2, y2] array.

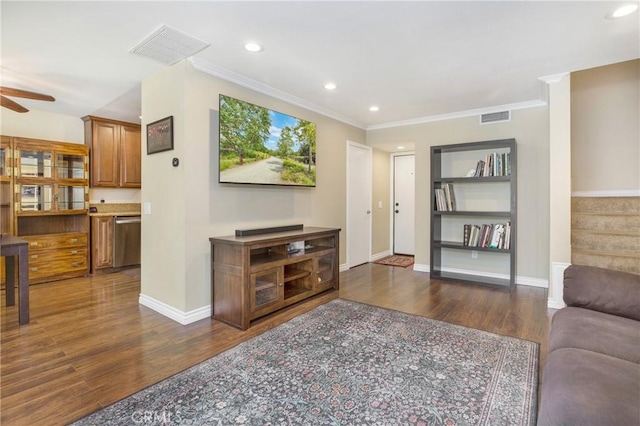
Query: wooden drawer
[[23, 233, 87, 251], [28, 249, 88, 281], [28, 247, 88, 266]]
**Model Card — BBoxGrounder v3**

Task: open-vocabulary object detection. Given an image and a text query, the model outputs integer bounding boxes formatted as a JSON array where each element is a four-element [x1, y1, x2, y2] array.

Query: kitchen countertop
[[89, 203, 141, 217], [90, 211, 141, 217]]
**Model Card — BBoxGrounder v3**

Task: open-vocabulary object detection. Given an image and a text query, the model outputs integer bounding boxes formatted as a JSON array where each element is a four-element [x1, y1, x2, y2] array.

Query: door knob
[[395, 210, 400, 213], [366, 210, 371, 214]]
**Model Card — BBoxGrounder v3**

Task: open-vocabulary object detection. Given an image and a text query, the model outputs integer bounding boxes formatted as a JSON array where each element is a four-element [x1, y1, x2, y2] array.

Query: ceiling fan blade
[[1, 95, 29, 113], [0, 86, 55, 102]]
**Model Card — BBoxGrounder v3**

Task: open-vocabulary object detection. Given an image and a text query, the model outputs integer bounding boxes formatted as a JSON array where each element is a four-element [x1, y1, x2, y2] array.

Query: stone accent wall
[[571, 197, 640, 275]]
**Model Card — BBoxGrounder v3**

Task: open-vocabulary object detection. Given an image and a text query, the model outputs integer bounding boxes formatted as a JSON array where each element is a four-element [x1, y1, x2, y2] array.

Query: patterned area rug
[[374, 255, 414, 268], [72, 299, 538, 425]]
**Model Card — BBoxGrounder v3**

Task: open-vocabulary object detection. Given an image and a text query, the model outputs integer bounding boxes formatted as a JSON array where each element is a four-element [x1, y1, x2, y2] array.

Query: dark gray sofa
[[538, 264, 640, 425]]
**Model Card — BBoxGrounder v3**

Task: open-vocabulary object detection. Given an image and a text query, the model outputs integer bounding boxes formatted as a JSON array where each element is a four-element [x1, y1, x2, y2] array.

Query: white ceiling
[[2, 1, 639, 146]]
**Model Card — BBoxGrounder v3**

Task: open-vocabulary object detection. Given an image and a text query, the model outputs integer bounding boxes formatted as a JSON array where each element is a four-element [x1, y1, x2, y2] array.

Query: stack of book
[[463, 222, 511, 249], [472, 152, 511, 177], [434, 183, 456, 211]]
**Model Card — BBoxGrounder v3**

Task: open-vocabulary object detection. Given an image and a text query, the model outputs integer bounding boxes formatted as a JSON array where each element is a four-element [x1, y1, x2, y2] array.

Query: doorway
[[393, 154, 415, 255], [347, 141, 372, 268]]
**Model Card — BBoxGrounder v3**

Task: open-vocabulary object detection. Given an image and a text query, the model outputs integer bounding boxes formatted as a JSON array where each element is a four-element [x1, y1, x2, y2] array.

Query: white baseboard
[[371, 250, 392, 262], [547, 299, 566, 310], [517, 276, 548, 288], [139, 294, 211, 325], [413, 263, 430, 273], [411, 264, 548, 288]]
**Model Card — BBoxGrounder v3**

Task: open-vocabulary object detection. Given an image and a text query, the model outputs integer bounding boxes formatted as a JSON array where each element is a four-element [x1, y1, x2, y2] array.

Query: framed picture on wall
[[147, 116, 174, 154]]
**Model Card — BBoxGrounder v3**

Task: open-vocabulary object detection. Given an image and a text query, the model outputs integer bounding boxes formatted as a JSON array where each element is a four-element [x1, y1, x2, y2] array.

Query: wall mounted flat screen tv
[[219, 94, 316, 187]]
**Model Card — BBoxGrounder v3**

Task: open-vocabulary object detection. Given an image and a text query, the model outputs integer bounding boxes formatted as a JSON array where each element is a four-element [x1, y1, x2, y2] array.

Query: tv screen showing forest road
[[219, 94, 317, 187]]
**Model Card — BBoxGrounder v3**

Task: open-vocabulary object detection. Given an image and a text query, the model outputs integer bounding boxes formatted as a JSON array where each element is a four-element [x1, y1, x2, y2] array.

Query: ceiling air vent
[[130, 25, 209, 65], [480, 110, 511, 125]]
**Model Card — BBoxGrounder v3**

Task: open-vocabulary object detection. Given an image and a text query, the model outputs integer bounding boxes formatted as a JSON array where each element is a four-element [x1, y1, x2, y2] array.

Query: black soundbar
[[235, 224, 303, 237]]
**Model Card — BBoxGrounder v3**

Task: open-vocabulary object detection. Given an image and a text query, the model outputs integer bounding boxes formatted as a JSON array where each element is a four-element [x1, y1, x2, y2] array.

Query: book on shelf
[[463, 224, 471, 246], [434, 183, 457, 211], [462, 221, 511, 249], [472, 152, 511, 177], [489, 224, 504, 248]]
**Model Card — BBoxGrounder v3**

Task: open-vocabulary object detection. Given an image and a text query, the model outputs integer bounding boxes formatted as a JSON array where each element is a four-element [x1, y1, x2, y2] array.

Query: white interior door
[[347, 141, 372, 268], [393, 154, 415, 255]]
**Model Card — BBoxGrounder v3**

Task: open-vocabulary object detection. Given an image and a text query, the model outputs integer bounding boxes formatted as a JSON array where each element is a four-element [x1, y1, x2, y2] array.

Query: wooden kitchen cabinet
[[82, 116, 141, 188], [91, 216, 113, 271]]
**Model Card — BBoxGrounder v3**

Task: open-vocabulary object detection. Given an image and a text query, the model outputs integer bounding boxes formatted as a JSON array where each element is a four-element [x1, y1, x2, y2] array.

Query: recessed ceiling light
[[397, 146, 405, 150], [244, 42, 263, 52], [606, 3, 638, 19], [324, 82, 337, 90], [369, 105, 379, 112]]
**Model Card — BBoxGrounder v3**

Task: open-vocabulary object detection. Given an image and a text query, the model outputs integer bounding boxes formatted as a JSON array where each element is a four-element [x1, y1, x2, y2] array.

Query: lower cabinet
[[16, 214, 89, 284], [22, 232, 88, 284], [91, 216, 113, 271], [210, 227, 340, 330]]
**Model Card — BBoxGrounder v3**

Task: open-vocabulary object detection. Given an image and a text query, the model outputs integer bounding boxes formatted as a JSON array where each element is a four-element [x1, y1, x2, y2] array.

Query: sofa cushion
[[549, 307, 640, 363], [538, 348, 640, 426], [564, 264, 640, 320]]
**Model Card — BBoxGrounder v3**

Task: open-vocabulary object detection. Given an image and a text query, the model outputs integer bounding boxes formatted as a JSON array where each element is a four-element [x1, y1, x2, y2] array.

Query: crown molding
[[538, 72, 570, 84], [366, 99, 547, 131], [188, 57, 366, 129], [190, 57, 553, 132]]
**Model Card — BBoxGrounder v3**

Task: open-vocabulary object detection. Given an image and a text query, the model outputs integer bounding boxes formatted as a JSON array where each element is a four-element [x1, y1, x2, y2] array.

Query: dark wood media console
[[210, 227, 340, 330]]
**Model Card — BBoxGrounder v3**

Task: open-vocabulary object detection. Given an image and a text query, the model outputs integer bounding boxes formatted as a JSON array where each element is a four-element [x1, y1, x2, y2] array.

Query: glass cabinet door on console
[[316, 254, 335, 291], [250, 269, 283, 316]]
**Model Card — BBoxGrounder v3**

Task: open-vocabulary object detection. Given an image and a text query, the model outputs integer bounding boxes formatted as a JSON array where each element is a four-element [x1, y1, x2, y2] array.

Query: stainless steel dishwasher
[[113, 216, 141, 267]]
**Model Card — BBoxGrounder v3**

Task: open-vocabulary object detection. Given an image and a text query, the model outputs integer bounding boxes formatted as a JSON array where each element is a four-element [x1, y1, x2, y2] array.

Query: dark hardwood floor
[[1, 263, 553, 425]]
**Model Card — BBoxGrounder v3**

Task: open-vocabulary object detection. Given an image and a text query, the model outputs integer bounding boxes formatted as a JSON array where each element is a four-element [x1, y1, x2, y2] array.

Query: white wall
[[571, 59, 640, 194], [140, 62, 188, 312], [1, 108, 84, 142], [141, 61, 365, 318]]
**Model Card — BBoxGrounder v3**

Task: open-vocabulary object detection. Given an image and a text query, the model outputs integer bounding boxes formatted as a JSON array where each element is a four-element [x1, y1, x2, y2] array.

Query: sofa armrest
[[563, 265, 640, 320]]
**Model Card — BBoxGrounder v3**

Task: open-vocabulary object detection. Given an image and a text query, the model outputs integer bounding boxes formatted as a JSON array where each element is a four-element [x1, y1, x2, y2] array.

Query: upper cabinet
[[82, 116, 141, 188], [13, 137, 89, 214]]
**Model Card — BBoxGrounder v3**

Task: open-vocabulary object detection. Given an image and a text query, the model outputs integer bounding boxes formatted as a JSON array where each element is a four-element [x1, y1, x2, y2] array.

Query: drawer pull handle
[[30, 254, 38, 259], [70, 250, 78, 254], [71, 261, 80, 267], [30, 267, 38, 272], [30, 242, 38, 247], [70, 238, 78, 243]]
